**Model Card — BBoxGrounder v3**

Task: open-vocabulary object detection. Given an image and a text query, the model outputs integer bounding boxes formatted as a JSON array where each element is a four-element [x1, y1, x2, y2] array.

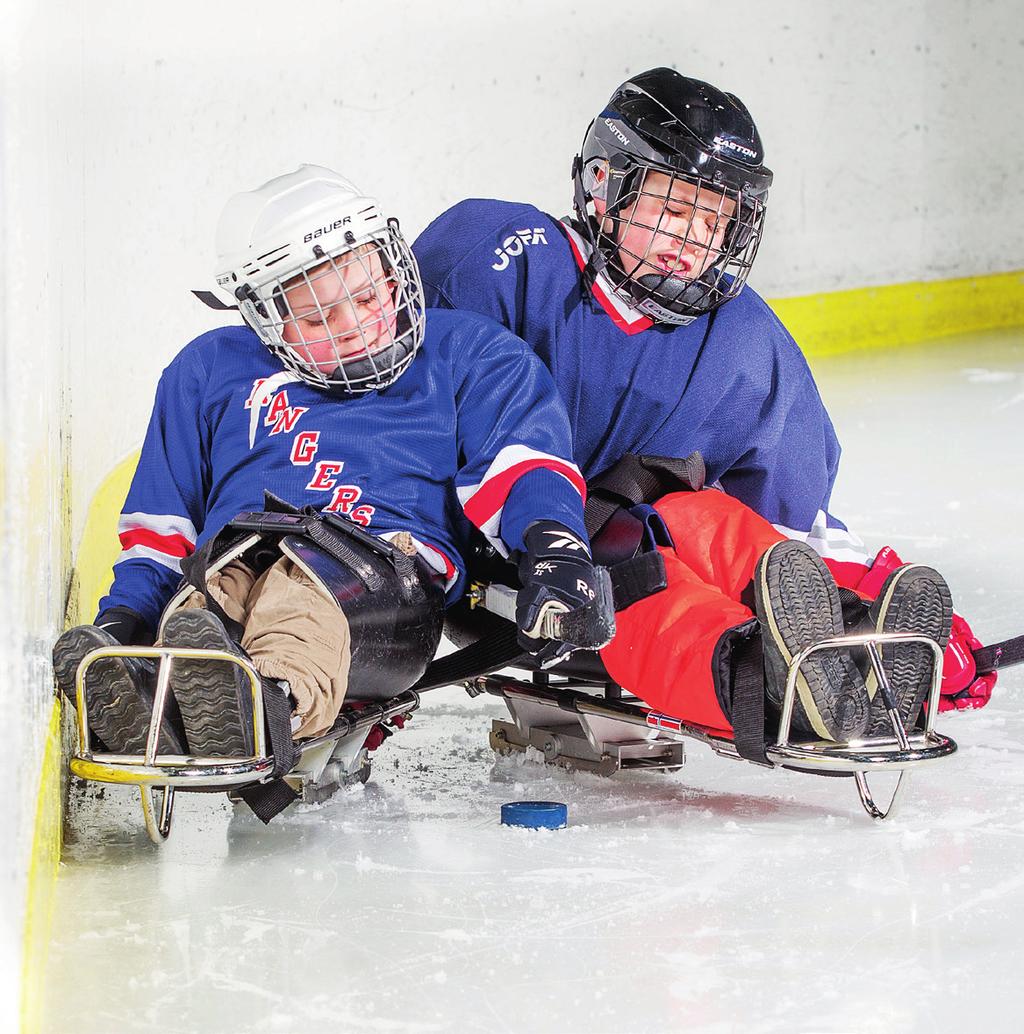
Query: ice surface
[[43, 330, 1024, 1034]]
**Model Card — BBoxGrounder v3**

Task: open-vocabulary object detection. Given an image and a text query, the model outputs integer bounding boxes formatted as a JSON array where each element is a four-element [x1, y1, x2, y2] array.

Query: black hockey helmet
[[572, 67, 773, 326]]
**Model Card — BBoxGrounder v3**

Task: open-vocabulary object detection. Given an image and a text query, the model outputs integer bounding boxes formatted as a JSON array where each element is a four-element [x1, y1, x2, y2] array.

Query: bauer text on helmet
[[215, 164, 425, 395]]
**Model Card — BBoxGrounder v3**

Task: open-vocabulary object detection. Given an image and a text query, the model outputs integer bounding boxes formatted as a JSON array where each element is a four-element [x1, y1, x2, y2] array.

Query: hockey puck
[[500, 801, 568, 830]]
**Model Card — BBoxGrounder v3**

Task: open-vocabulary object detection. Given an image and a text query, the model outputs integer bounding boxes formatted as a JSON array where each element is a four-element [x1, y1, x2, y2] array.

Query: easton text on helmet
[[603, 118, 631, 146], [713, 136, 757, 160]]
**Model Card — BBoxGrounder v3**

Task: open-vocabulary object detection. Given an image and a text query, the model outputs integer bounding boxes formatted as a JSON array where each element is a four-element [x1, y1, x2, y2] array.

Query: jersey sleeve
[[96, 346, 212, 630], [450, 317, 587, 557], [414, 201, 533, 337]]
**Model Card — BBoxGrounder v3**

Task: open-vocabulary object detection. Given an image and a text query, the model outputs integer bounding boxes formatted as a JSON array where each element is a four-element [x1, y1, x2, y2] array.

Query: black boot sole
[[53, 626, 184, 755], [866, 565, 953, 735], [755, 540, 869, 741], [161, 610, 256, 757]]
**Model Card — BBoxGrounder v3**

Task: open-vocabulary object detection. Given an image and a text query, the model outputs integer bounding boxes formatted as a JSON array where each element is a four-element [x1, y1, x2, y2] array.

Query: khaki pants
[[180, 557, 351, 739]]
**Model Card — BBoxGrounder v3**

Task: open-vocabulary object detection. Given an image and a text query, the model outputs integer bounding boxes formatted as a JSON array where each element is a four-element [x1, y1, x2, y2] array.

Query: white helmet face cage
[[237, 222, 425, 396], [593, 162, 767, 326]]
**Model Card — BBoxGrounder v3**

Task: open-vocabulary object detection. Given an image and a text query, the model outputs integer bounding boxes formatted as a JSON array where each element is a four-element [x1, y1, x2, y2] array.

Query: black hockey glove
[[94, 606, 152, 646], [515, 520, 601, 666]]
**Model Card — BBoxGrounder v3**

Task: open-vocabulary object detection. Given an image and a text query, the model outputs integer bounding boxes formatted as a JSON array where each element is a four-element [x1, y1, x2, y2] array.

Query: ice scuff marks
[[961, 366, 1024, 409]]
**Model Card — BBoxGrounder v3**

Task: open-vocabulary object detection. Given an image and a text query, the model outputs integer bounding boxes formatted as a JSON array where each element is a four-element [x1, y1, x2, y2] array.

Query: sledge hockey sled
[[68, 574, 1016, 839], [454, 453, 989, 821], [65, 564, 617, 845], [65, 453, 1016, 836], [67, 642, 424, 844], [473, 630, 954, 822]]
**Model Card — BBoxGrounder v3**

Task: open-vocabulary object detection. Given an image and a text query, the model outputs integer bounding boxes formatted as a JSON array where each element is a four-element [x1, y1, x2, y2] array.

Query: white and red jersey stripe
[[774, 509, 871, 585], [560, 220, 654, 336], [115, 512, 197, 574], [457, 444, 585, 556]]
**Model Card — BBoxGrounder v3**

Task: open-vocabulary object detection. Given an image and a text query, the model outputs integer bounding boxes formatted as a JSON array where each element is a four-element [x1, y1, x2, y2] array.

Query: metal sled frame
[[68, 645, 421, 844], [66, 627, 955, 840], [479, 631, 956, 821]]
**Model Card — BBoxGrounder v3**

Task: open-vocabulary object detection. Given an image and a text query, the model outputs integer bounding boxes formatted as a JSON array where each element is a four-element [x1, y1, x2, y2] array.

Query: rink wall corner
[[770, 269, 1024, 357], [19, 699, 63, 1034], [19, 450, 137, 1033]]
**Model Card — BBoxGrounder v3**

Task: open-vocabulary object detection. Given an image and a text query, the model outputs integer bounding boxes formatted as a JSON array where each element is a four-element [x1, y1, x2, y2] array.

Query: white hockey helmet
[[214, 164, 425, 395]]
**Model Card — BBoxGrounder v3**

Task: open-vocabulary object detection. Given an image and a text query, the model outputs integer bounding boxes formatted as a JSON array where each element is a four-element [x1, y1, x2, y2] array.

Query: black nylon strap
[[413, 624, 525, 691], [238, 778, 300, 824], [974, 633, 1024, 675], [179, 540, 247, 642], [234, 681, 303, 823], [294, 520, 385, 592], [584, 452, 706, 539], [584, 494, 623, 543], [729, 636, 771, 766], [610, 551, 668, 612], [262, 489, 302, 514], [261, 677, 300, 777]]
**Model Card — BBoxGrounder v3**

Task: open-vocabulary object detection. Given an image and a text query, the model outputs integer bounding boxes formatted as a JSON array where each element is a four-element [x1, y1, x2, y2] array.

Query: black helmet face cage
[[595, 162, 766, 325], [242, 222, 425, 395]]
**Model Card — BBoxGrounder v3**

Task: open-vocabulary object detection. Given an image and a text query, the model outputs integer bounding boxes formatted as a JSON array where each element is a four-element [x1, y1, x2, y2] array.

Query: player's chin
[[302, 338, 375, 369], [309, 359, 343, 375]]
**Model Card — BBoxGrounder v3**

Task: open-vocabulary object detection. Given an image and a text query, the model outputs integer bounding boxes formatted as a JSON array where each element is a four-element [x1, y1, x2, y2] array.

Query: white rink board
[[43, 330, 1024, 1033], [4, 0, 1023, 549], [1, 0, 1021, 1026]]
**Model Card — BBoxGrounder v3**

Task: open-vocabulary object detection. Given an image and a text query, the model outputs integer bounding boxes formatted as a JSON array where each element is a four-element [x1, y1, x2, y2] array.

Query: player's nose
[[328, 301, 361, 336], [685, 215, 715, 246]]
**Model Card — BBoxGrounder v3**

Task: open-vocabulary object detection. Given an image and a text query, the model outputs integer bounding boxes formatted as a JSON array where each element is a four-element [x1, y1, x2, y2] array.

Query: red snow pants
[[599, 490, 785, 737]]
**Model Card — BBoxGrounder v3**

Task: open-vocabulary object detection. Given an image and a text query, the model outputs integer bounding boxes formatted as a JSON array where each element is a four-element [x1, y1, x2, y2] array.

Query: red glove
[[854, 546, 904, 599], [939, 613, 997, 712], [850, 547, 996, 712]]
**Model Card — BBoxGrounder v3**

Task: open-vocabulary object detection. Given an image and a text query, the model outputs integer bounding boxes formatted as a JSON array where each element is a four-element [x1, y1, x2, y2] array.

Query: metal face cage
[[239, 221, 426, 395], [594, 163, 767, 325]]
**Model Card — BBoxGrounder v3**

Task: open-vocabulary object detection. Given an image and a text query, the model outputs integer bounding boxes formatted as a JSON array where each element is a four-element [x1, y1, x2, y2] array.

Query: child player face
[[280, 244, 398, 374], [600, 170, 737, 284]]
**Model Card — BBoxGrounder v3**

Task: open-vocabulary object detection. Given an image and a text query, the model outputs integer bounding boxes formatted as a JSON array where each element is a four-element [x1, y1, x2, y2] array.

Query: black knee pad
[[166, 511, 446, 703], [281, 534, 444, 700]]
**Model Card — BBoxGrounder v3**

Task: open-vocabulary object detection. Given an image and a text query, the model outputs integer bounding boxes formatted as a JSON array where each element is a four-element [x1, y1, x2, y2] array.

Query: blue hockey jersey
[[413, 200, 868, 571], [99, 308, 587, 629]]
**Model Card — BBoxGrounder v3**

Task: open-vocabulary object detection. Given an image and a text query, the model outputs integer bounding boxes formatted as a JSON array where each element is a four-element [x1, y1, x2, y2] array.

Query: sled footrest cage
[[67, 645, 421, 844], [475, 631, 957, 821]]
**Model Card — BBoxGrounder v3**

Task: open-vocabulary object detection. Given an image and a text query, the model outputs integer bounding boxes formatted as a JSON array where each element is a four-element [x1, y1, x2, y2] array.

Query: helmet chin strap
[[319, 331, 418, 397], [571, 158, 612, 290], [632, 269, 718, 318]]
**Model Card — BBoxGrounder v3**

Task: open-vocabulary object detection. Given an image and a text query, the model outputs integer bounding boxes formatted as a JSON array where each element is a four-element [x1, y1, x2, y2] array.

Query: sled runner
[[68, 574, 977, 841], [476, 630, 954, 822], [68, 642, 424, 843], [65, 555, 616, 845]]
